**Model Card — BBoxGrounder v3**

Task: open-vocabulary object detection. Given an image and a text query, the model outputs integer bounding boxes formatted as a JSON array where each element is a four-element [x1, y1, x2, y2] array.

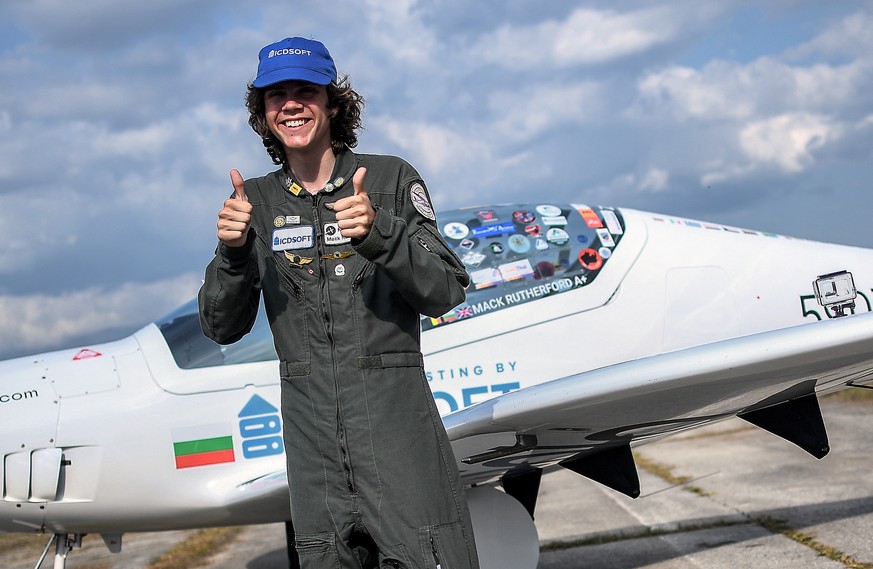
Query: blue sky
[[1, 0, 871, 359]]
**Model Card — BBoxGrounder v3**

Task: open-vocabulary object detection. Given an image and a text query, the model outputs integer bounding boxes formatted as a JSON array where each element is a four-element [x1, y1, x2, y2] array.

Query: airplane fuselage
[[2, 204, 872, 536]]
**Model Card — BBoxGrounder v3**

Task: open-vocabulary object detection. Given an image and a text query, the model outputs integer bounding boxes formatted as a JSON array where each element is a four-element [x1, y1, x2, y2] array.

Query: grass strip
[[632, 445, 873, 568], [147, 526, 244, 569], [824, 388, 873, 403], [633, 453, 711, 497], [757, 517, 873, 569], [0, 532, 48, 554]]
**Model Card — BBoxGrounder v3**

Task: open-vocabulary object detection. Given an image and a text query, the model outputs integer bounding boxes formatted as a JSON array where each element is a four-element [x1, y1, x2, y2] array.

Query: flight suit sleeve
[[198, 228, 262, 344], [353, 177, 469, 319]]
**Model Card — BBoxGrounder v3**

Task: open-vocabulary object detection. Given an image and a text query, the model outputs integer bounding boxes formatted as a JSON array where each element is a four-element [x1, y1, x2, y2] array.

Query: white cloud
[[475, 6, 705, 69], [360, 0, 438, 66], [372, 116, 492, 175], [0, 272, 202, 357], [0, 191, 85, 275], [634, 62, 758, 121], [487, 81, 605, 141], [699, 113, 847, 184], [472, 2, 724, 69], [627, 30, 870, 188], [787, 8, 873, 59], [791, 61, 869, 110], [92, 121, 176, 158], [739, 113, 842, 173], [633, 56, 868, 123], [593, 167, 672, 199], [700, 162, 755, 188], [639, 168, 670, 192]]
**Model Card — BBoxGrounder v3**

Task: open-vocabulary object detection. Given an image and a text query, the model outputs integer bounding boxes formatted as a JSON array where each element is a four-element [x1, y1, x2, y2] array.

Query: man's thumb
[[353, 167, 367, 196], [230, 169, 248, 201]]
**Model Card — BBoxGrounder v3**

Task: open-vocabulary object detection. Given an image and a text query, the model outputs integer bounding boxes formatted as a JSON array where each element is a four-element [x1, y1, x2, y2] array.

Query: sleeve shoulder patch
[[410, 182, 436, 221]]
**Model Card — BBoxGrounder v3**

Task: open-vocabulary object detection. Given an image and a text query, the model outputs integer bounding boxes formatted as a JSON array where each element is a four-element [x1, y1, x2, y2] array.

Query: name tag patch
[[272, 226, 314, 251], [274, 215, 302, 227], [324, 222, 351, 245]]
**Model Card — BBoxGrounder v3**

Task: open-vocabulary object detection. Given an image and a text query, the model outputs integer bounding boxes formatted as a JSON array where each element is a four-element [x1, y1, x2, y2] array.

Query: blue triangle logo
[[238, 394, 278, 418]]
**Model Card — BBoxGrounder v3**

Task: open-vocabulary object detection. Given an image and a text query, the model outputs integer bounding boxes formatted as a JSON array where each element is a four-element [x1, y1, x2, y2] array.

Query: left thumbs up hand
[[332, 167, 375, 239]]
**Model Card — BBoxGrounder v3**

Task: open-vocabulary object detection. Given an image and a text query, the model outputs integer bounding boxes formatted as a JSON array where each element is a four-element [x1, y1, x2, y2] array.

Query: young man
[[198, 37, 480, 569]]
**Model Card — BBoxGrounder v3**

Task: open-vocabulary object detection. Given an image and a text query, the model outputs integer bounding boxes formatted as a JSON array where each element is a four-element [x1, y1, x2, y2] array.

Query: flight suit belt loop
[[357, 353, 423, 369]]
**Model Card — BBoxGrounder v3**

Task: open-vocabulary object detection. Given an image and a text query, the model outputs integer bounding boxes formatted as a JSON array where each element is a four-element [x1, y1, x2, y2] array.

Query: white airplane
[[2, 202, 873, 569]]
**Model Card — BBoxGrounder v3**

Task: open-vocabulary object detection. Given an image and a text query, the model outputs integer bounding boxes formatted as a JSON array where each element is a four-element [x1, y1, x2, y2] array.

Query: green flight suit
[[199, 148, 479, 569]]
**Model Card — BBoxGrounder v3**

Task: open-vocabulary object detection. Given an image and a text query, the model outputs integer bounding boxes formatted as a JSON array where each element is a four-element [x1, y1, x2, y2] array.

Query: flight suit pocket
[[262, 249, 311, 371], [413, 225, 469, 285], [294, 532, 342, 569], [420, 521, 477, 569]]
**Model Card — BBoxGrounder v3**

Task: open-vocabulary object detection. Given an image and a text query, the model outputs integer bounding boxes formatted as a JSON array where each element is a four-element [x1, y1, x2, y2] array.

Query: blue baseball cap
[[252, 37, 337, 88]]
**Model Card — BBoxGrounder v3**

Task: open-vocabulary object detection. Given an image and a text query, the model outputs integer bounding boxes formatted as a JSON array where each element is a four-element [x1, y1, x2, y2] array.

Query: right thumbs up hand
[[217, 169, 253, 248]]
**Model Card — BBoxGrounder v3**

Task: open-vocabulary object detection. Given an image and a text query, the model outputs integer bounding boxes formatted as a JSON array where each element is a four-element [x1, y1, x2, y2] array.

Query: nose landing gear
[[32, 533, 83, 569]]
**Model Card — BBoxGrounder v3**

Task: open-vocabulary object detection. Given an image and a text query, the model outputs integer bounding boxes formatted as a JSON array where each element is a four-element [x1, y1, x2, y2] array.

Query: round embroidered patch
[[410, 183, 435, 220], [273, 216, 286, 228]]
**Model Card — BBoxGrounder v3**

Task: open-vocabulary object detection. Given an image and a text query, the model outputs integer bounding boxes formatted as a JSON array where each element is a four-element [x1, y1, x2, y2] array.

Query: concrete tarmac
[[534, 397, 873, 568], [6, 397, 873, 568]]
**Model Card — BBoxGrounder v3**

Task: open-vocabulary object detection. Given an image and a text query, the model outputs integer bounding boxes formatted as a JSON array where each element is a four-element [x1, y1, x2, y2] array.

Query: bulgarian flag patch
[[172, 424, 235, 469]]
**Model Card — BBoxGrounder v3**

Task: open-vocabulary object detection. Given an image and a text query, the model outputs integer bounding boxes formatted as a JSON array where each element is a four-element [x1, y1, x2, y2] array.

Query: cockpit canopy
[[156, 299, 277, 370]]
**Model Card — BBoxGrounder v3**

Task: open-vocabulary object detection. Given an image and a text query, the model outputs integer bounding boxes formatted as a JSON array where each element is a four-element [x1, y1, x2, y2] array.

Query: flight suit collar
[[282, 147, 358, 198]]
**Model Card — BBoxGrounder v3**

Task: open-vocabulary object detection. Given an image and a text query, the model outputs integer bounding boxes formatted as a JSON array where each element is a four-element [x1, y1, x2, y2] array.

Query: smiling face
[[263, 80, 334, 159]]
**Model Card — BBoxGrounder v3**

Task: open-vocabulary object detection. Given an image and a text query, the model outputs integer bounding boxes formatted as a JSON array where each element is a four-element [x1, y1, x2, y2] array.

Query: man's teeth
[[284, 119, 306, 128]]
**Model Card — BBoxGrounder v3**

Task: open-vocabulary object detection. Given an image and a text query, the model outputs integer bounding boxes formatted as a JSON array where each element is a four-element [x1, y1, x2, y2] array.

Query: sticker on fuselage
[[596, 228, 616, 247], [272, 226, 314, 251], [422, 203, 628, 332]]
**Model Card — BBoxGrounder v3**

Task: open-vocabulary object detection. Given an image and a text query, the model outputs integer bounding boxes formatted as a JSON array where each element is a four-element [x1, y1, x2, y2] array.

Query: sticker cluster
[[422, 204, 625, 330]]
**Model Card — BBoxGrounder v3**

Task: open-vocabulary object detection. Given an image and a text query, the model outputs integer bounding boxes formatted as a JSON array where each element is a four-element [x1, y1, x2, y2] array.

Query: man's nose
[[282, 98, 303, 110]]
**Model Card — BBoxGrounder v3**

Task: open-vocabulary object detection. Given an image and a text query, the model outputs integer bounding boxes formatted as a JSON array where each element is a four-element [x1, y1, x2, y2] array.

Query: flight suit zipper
[[312, 194, 357, 495], [351, 261, 374, 290], [429, 533, 442, 569], [256, 231, 304, 299], [275, 265, 303, 300]]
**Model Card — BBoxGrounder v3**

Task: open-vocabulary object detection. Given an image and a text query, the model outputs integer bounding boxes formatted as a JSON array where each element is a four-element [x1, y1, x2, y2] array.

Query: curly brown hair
[[245, 75, 364, 166]]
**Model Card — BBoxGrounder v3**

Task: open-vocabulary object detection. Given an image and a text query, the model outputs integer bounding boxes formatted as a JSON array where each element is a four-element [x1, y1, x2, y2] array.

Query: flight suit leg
[[281, 374, 367, 569], [342, 359, 480, 569]]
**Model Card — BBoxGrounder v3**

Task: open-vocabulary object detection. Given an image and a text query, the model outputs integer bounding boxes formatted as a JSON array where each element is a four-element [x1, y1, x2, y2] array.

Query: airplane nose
[[0, 355, 61, 530]]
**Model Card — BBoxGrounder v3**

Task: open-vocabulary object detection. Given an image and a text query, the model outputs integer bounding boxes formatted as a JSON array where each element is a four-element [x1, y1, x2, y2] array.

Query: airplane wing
[[446, 311, 873, 501]]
